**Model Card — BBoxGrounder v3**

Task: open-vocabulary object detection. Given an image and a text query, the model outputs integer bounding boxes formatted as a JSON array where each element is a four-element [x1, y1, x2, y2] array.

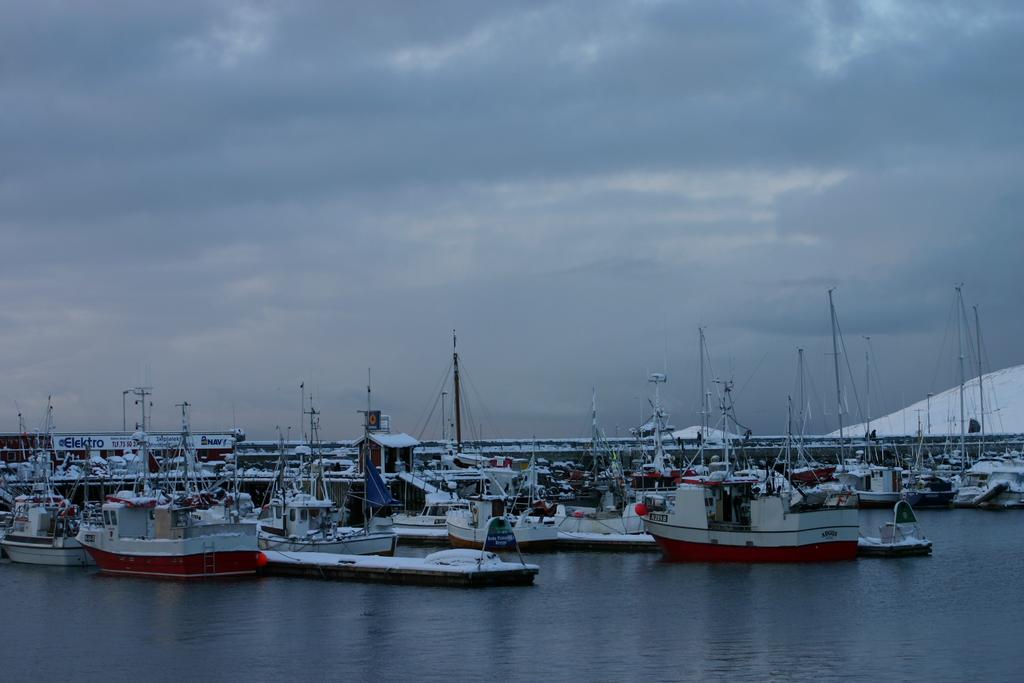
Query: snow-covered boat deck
[[260, 549, 539, 587]]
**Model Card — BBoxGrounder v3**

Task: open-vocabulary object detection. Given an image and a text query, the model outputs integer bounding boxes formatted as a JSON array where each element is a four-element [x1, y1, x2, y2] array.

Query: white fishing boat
[[1, 493, 92, 567], [447, 496, 558, 552], [258, 492, 397, 556], [858, 500, 932, 557]]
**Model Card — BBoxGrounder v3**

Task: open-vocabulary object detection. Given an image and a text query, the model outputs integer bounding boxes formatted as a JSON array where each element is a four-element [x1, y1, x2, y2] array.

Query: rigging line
[[734, 350, 769, 401], [413, 359, 454, 439], [928, 293, 958, 395], [834, 313, 865, 425]]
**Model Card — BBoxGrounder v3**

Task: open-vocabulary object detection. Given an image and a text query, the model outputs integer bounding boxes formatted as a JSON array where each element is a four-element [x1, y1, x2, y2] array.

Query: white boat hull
[[446, 516, 558, 551], [2, 537, 94, 567], [258, 530, 397, 556]]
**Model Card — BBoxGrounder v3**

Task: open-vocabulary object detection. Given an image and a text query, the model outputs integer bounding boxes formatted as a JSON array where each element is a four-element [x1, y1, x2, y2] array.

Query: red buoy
[[634, 503, 648, 517], [573, 510, 585, 518], [256, 551, 269, 568]]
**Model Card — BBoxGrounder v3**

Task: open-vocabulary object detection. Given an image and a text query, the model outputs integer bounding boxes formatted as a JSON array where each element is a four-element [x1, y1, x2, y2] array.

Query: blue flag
[[365, 455, 399, 508]]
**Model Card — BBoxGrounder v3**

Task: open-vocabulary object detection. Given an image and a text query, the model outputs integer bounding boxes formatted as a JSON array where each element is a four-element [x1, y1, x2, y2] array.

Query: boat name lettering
[[821, 529, 838, 538], [649, 513, 668, 522]]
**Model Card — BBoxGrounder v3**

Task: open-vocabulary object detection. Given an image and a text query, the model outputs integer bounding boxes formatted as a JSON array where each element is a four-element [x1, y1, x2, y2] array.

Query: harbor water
[[2, 509, 1020, 681]]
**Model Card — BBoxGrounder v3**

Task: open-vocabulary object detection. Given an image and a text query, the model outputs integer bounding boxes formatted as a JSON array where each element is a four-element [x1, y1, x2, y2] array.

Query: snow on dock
[[396, 471, 440, 494], [260, 549, 539, 587], [556, 531, 659, 552]]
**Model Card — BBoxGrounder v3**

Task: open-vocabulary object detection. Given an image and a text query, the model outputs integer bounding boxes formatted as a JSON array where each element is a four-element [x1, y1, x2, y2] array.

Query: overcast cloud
[[2, 0, 1022, 439]]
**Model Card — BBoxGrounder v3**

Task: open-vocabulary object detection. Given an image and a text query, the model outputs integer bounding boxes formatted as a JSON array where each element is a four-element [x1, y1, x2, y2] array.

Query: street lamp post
[[122, 389, 132, 431]]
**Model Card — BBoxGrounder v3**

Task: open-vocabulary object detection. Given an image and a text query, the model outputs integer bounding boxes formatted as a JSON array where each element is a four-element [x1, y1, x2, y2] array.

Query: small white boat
[[447, 496, 558, 552], [258, 492, 397, 556], [1, 494, 93, 567], [393, 492, 468, 528], [857, 501, 932, 557]]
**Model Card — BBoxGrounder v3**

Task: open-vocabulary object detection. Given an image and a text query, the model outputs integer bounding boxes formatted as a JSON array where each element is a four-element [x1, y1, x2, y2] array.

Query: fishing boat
[[447, 496, 558, 551], [258, 491, 397, 555], [1, 493, 92, 566], [857, 500, 932, 557], [77, 491, 263, 577], [76, 403, 263, 578], [641, 371, 858, 562]]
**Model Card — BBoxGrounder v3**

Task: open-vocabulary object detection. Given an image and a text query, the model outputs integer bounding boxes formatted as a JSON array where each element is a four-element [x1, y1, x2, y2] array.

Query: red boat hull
[[790, 466, 837, 484], [84, 546, 263, 578], [653, 536, 857, 563]]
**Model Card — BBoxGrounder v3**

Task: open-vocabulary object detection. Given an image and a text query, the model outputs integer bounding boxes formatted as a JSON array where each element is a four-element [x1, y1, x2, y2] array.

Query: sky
[[2, 0, 1022, 440]]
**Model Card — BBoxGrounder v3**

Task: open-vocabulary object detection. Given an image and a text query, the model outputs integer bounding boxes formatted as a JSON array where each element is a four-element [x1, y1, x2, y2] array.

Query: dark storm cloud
[[1, 0, 1022, 437]]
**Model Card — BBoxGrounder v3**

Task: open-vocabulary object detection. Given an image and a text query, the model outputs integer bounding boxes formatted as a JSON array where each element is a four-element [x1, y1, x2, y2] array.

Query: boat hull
[[83, 545, 263, 578], [446, 517, 559, 552], [1, 537, 93, 567], [258, 531, 397, 556], [644, 496, 859, 563], [446, 532, 557, 552], [652, 535, 857, 562]]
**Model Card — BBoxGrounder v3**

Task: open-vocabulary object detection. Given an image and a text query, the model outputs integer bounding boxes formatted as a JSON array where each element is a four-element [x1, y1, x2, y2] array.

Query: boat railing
[[708, 520, 752, 532], [183, 522, 256, 539]]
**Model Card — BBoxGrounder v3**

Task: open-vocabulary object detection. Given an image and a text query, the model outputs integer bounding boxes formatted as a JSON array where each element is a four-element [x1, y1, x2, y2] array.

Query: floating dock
[[260, 549, 539, 587], [394, 526, 660, 551], [556, 531, 659, 552]]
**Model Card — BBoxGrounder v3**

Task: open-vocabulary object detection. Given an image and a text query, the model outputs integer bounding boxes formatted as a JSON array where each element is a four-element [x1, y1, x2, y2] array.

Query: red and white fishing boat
[[641, 380, 858, 563], [76, 491, 263, 578], [76, 405, 264, 578], [640, 472, 858, 562]]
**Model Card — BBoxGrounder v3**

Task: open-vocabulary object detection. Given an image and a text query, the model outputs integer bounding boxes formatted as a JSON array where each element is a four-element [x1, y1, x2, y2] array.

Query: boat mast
[[649, 372, 668, 472], [591, 388, 600, 478], [452, 330, 463, 453], [974, 304, 985, 459], [956, 285, 966, 470], [699, 328, 709, 440], [828, 289, 844, 462], [864, 338, 872, 464]]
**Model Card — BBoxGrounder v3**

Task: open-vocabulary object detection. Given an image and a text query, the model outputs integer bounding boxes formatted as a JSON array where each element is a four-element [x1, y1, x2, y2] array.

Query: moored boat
[[1, 493, 92, 567], [77, 491, 263, 578], [857, 500, 932, 557], [447, 496, 558, 552]]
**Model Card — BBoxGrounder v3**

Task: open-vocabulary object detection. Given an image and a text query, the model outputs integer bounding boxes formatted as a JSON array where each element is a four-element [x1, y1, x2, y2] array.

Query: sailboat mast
[[591, 388, 599, 477], [974, 304, 985, 457], [699, 328, 708, 437], [828, 289, 844, 461], [452, 330, 463, 452], [864, 338, 871, 463], [956, 285, 966, 468]]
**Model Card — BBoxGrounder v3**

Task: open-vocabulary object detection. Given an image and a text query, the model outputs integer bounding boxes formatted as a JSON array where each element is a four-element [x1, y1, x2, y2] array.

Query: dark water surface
[[2, 509, 1020, 682]]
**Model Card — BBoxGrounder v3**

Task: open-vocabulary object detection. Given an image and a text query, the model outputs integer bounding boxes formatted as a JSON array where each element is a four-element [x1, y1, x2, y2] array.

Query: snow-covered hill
[[831, 363, 1024, 437]]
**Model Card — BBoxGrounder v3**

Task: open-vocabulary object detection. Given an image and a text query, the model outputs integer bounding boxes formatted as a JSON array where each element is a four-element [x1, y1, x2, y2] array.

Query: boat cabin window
[[173, 509, 190, 527], [272, 506, 282, 519], [289, 509, 296, 522], [300, 509, 308, 521], [309, 508, 320, 520]]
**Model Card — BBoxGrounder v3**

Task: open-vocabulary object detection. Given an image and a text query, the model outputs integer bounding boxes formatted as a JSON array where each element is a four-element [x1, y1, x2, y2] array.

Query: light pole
[[122, 389, 132, 431]]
